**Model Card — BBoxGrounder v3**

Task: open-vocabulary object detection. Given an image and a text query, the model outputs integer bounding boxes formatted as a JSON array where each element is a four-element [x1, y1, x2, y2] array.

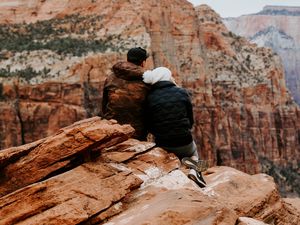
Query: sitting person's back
[[102, 47, 150, 140], [144, 71, 194, 151], [143, 67, 206, 188]]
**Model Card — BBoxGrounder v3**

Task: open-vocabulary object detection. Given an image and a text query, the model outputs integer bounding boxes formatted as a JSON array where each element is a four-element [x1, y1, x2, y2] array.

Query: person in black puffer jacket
[[143, 67, 207, 188]]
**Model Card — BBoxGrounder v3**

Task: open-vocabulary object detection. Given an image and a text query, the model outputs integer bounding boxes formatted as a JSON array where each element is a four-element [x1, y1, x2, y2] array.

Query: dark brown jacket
[[102, 61, 150, 140]]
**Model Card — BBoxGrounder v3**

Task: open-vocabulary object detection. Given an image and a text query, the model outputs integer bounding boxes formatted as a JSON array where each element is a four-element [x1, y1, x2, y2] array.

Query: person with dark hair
[[143, 67, 207, 188], [102, 47, 150, 140], [127, 47, 149, 66]]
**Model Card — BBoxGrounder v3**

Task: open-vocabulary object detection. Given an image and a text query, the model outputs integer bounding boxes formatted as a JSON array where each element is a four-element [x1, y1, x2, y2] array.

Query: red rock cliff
[[194, 5, 300, 196]]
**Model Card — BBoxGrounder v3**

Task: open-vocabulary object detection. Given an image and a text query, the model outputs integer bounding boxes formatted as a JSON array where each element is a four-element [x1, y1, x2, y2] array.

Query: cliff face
[[224, 5, 300, 105], [0, 117, 299, 224], [195, 5, 300, 197], [0, 54, 121, 146], [0, 0, 299, 196]]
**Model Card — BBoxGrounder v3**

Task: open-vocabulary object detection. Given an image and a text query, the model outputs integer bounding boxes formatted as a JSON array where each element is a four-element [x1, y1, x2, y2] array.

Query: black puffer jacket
[[146, 81, 194, 147]]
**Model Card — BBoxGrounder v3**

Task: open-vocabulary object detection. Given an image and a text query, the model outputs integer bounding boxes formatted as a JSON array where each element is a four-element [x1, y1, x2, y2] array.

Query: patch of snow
[[109, 163, 132, 173], [136, 167, 164, 188], [150, 170, 191, 190], [126, 142, 155, 153], [136, 169, 191, 190], [144, 167, 163, 178], [147, 149, 163, 157], [239, 217, 268, 225]]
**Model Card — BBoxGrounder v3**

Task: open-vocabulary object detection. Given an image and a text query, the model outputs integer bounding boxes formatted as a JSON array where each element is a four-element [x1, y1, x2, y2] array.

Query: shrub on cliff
[[0, 36, 114, 56], [0, 14, 117, 56], [0, 67, 40, 81]]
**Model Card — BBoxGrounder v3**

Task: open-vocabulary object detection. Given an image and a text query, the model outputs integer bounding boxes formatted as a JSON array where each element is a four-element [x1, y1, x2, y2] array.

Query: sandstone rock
[[104, 169, 238, 225], [0, 126, 180, 225], [202, 167, 300, 224], [0, 162, 143, 225], [95, 165, 300, 225], [105, 185, 238, 225], [0, 117, 134, 197], [0, 138, 44, 168], [0, 117, 299, 224], [284, 198, 300, 214]]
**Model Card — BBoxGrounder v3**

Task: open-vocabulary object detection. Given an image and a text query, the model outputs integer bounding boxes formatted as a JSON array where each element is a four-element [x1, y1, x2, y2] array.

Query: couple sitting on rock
[[102, 47, 207, 188]]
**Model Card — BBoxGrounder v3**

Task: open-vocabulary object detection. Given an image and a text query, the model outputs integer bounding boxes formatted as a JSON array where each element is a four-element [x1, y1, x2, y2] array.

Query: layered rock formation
[[0, 117, 299, 224], [0, 0, 299, 197], [194, 5, 300, 197], [0, 54, 122, 147], [224, 5, 300, 105]]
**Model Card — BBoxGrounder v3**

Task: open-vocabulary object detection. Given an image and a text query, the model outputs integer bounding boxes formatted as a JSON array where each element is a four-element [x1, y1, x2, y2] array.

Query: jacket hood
[[112, 61, 144, 81], [143, 67, 173, 85]]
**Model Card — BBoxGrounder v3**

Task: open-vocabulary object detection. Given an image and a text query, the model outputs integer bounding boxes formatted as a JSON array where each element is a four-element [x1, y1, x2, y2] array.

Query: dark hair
[[127, 47, 149, 66]]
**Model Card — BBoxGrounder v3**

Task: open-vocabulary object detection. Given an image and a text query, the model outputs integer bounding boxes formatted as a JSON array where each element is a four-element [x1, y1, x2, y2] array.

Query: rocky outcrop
[[223, 5, 300, 105], [0, 117, 135, 196], [0, 0, 299, 197], [0, 117, 299, 225]]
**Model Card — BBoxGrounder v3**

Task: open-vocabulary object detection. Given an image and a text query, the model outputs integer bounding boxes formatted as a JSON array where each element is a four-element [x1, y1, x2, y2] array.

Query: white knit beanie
[[143, 67, 173, 85]]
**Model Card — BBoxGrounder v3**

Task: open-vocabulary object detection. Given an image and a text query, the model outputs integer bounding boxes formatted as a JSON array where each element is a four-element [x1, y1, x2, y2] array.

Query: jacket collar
[[151, 81, 176, 90], [112, 61, 144, 81]]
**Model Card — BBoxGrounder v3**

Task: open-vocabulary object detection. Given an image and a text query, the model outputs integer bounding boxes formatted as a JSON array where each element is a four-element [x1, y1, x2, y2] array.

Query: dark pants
[[160, 141, 198, 159]]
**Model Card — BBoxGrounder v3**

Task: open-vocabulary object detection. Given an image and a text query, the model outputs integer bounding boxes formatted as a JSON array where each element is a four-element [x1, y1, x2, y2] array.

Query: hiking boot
[[188, 169, 206, 188], [181, 157, 208, 173]]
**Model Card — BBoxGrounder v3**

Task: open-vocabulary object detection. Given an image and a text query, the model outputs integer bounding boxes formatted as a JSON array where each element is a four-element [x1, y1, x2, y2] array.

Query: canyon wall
[[195, 5, 300, 196], [224, 5, 300, 105], [0, 0, 299, 196]]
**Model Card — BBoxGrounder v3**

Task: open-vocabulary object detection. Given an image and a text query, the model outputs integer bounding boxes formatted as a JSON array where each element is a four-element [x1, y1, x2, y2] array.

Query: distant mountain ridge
[[224, 5, 300, 105], [257, 5, 300, 16]]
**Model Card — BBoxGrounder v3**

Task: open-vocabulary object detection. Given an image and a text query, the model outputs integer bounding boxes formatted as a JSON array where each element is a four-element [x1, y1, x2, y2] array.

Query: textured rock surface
[[202, 167, 300, 224], [224, 5, 300, 105], [0, 0, 299, 197], [284, 198, 300, 214], [0, 118, 299, 225], [0, 117, 134, 197]]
